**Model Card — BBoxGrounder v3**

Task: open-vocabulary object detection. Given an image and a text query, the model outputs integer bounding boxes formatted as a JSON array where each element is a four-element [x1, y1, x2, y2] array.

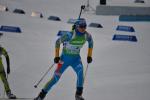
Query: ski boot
[[75, 94, 84, 100], [6, 91, 17, 99], [75, 87, 84, 100], [34, 90, 47, 100]]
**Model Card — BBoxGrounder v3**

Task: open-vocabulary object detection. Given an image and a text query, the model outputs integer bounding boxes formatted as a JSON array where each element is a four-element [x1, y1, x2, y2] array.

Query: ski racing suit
[[43, 29, 93, 94]]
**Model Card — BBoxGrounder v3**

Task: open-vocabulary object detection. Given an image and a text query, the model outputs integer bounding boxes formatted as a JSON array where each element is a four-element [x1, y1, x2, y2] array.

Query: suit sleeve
[[86, 33, 94, 57], [55, 33, 70, 57]]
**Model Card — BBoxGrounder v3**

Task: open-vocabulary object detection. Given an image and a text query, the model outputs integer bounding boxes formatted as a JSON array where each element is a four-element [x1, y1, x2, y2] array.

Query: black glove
[[6, 56, 10, 74], [7, 66, 10, 74], [81, 5, 85, 9], [87, 56, 92, 63], [54, 57, 60, 63]]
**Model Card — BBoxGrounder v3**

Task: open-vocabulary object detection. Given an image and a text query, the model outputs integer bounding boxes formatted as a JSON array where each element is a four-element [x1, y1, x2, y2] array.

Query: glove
[[54, 57, 60, 63], [6, 56, 10, 74], [7, 67, 10, 74], [87, 56, 92, 63], [81, 5, 85, 9]]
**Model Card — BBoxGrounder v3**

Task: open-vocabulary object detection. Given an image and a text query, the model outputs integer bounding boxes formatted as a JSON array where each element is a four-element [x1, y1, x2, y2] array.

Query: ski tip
[[0, 98, 33, 100]]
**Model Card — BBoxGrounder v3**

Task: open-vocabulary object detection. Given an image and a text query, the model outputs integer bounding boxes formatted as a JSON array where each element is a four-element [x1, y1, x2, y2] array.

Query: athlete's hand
[[87, 56, 92, 63], [54, 57, 60, 63], [7, 67, 10, 74]]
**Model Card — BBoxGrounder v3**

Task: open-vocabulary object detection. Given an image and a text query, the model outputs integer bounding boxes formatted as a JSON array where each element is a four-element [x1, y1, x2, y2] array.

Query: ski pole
[[78, 5, 85, 19], [83, 63, 89, 84], [34, 63, 55, 88], [72, 5, 85, 31]]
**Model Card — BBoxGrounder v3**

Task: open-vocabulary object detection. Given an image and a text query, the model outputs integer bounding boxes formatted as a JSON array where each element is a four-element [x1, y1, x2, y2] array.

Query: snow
[[0, 0, 150, 100]]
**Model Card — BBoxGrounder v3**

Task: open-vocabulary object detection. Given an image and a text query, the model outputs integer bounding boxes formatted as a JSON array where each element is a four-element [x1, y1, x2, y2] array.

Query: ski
[[0, 97, 33, 100]]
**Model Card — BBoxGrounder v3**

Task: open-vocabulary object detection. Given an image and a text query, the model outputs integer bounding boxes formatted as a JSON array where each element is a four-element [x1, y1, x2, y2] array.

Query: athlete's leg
[[0, 64, 10, 93], [43, 61, 68, 92], [71, 57, 84, 96]]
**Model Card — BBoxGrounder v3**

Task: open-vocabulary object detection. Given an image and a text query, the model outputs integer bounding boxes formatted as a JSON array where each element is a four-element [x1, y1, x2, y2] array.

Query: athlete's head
[[75, 18, 87, 33]]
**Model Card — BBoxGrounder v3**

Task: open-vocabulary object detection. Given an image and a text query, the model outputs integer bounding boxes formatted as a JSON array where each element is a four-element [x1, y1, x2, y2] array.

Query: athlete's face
[[77, 26, 86, 33]]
